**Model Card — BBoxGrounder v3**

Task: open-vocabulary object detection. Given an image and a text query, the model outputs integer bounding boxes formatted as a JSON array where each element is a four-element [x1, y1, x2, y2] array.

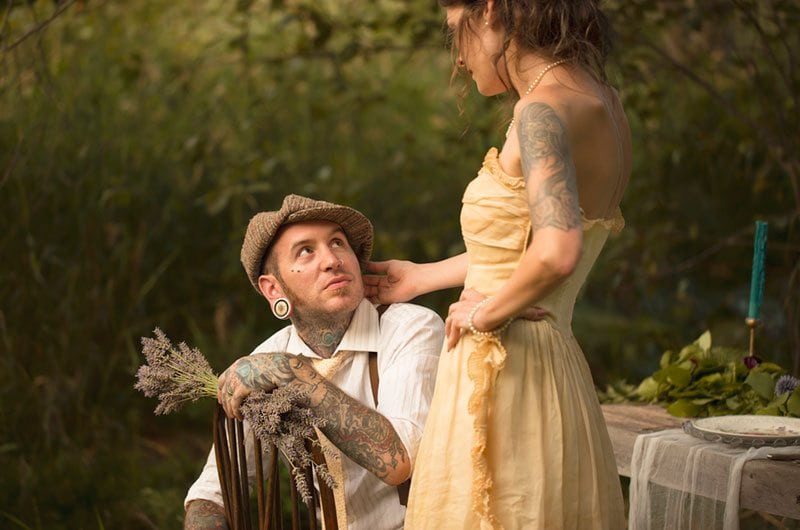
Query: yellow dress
[[404, 148, 626, 530]]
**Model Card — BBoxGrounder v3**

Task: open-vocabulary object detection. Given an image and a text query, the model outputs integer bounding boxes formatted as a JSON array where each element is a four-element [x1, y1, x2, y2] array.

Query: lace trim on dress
[[481, 148, 525, 192], [466, 333, 508, 529], [581, 208, 625, 234]]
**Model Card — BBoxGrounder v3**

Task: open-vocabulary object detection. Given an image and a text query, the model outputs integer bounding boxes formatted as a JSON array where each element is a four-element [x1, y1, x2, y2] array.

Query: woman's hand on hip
[[445, 289, 548, 350]]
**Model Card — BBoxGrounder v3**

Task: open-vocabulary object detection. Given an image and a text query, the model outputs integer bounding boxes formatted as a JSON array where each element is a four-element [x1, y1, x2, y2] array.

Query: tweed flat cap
[[240, 194, 373, 291]]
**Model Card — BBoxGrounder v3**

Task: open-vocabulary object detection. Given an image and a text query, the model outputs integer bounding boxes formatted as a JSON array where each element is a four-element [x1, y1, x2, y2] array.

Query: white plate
[[683, 415, 800, 447]]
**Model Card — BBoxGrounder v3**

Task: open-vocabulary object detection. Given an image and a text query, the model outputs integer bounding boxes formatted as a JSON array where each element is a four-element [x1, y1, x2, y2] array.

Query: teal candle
[[747, 221, 768, 320]]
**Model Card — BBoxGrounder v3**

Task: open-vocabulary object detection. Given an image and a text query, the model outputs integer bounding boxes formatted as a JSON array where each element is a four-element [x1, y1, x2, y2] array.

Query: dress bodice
[[461, 148, 624, 333]]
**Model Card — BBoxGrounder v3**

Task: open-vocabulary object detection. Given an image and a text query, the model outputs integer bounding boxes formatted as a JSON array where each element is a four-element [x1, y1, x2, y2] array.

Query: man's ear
[[257, 274, 284, 304]]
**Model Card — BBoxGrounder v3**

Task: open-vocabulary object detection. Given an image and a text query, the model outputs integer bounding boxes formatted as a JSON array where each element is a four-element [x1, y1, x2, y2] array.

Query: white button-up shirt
[[185, 300, 443, 529]]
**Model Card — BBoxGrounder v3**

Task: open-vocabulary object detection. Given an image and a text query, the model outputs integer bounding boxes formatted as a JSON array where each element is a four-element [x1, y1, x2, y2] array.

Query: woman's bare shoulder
[[513, 83, 600, 128]]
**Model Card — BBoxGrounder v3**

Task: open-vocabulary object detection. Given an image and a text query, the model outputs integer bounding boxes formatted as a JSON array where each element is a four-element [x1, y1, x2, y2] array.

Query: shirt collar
[[285, 299, 380, 359]]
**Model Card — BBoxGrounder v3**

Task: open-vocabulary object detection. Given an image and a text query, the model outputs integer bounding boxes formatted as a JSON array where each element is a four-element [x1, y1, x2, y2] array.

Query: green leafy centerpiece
[[602, 331, 800, 418]]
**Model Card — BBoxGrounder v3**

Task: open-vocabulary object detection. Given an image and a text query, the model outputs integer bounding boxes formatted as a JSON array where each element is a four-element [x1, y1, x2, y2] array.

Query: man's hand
[[217, 352, 307, 420], [184, 499, 227, 530]]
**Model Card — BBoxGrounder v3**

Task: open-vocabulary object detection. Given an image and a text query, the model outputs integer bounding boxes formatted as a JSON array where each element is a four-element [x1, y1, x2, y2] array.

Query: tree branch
[[731, 0, 794, 97], [651, 224, 753, 279], [2, 0, 76, 55], [640, 37, 800, 217]]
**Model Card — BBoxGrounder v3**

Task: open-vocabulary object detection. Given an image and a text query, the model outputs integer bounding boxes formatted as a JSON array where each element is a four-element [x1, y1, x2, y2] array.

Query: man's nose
[[320, 248, 343, 270]]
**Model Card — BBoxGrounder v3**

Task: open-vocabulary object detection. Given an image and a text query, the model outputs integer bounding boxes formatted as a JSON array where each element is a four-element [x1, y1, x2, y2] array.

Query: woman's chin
[[478, 86, 505, 98], [474, 82, 506, 97]]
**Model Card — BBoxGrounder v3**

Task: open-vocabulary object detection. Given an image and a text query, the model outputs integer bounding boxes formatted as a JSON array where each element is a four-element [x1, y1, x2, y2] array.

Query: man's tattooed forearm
[[287, 356, 325, 398], [518, 102, 581, 231], [184, 499, 228, 530], [313, 383, 407, 479]]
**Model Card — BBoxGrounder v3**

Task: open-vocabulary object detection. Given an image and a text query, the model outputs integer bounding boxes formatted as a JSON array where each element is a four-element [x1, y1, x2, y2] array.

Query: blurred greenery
[[1, 0, 798, 528]]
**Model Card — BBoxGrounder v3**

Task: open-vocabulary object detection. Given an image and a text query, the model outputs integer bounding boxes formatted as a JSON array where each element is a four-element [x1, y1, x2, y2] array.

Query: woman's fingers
[[445, 301, 470, 350], [366, 260, 392, 274], [446, 325, 460, 351], [459, 288, 484, 302], [363, 278, 379, 300], [519, 306, 548, 321]]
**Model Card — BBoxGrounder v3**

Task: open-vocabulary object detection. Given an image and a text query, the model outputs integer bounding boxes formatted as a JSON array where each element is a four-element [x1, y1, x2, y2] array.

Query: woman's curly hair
[[442, 0, 613, 94]]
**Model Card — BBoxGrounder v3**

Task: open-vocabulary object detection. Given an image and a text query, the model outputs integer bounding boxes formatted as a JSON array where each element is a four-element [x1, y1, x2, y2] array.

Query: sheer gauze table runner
[[628, 429, 799, 530]]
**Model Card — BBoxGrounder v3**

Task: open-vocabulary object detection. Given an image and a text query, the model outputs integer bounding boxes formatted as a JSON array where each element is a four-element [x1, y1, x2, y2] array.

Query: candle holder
[[745, 318, 759, 357]]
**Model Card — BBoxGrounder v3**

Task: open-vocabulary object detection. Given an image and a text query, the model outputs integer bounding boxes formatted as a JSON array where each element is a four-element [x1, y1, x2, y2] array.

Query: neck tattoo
[[505, 59, 567, 138], [293, 312, 352, 358]]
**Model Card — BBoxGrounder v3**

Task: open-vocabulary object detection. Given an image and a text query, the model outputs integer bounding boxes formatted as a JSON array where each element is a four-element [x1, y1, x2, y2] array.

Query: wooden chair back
[[213, 405, 339, 530]]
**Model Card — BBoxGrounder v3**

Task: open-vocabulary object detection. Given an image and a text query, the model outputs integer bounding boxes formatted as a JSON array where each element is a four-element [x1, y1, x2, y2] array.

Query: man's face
[[264, 221, 364, 319]]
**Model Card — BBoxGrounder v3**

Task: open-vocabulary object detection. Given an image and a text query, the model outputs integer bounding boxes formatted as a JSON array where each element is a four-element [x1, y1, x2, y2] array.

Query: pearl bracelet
[[467, 298, 513, 336]]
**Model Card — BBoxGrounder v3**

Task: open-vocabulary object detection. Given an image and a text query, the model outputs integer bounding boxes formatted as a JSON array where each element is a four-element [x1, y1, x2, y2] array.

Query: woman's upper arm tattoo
[[517, 102, 581, 232]]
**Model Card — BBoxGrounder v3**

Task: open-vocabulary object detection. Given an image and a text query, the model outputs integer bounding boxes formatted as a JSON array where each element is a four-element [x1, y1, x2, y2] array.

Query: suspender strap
[[368, 305, 411, 506], [368, 352, 379, 406]]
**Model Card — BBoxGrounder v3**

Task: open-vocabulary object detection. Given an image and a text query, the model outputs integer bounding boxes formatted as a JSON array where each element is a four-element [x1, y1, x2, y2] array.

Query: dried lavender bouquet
[[134, 328, 337, 500]]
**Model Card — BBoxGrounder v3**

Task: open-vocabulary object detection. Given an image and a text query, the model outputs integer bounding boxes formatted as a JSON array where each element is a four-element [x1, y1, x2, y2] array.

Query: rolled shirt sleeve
[[184, 446, 224, 509]]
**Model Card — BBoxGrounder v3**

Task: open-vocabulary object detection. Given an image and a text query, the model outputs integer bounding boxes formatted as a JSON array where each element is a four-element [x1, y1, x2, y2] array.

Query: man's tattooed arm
[[517, 102, 582, 232], [310, 382, 408, 484], [184, 499, 227, 530], [286, 356, 411, 486], [218, 353, 410, 485]]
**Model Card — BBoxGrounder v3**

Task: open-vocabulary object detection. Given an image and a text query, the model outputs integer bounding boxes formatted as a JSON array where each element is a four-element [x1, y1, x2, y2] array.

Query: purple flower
[[775, 374, 800, 396], [241, 386, 334, 500], [134, 328, 218, 415], [134, 330, 335, 501], [742, 355, 762, 370]]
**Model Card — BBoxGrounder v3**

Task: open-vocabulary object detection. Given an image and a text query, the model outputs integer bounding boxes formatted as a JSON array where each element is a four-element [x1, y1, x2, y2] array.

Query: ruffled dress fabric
[[404, 148, 626, 530]]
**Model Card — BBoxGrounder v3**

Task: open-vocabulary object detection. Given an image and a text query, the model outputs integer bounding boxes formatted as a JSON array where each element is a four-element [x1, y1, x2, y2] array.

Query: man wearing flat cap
[[183, 194, 444, 530]]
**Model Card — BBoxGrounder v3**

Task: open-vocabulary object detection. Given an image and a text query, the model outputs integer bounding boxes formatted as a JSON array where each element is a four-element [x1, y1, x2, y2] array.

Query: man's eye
[[298, 247, 312, 257], [331, 238, 343, 248]]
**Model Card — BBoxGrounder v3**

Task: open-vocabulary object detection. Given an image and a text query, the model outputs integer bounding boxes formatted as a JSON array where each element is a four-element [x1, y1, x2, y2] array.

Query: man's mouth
[[325, 276, 351, 291]]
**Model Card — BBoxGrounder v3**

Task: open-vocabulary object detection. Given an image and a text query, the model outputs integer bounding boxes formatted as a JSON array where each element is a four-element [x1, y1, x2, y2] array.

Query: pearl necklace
[[505, 59, 567, 138]]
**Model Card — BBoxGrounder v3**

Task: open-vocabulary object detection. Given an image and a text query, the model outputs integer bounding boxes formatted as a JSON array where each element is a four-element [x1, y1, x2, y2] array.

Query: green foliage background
[[1, 0, 798, 528]]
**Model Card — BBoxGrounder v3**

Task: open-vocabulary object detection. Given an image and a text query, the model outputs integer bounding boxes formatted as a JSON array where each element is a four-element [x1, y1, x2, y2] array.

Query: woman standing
[[366, 1, 630, 528]]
